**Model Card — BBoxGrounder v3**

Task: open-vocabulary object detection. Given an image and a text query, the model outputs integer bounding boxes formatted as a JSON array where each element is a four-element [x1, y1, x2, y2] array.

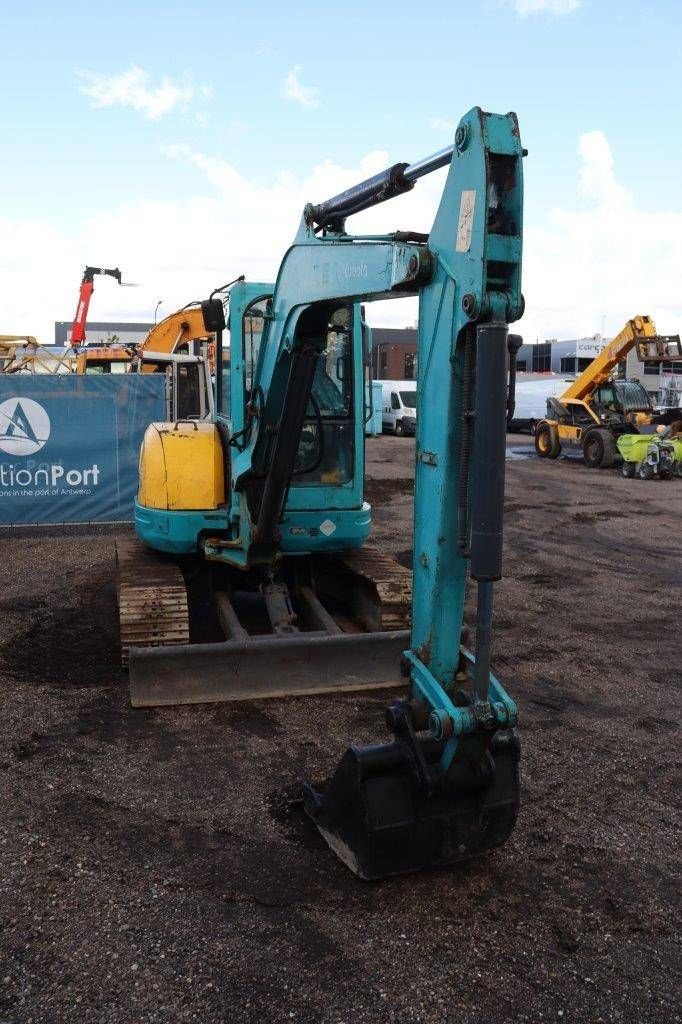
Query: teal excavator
[[118, 107, 525, 878]]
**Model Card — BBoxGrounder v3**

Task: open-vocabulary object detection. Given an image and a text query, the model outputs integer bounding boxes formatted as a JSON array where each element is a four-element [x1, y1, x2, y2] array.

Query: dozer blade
[[303, 729, 520, 880], [128, 629, 409, 707]]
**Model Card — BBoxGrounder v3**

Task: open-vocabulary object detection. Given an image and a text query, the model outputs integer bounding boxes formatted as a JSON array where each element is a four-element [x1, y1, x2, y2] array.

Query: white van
[[508, 378, 572, 434], [381, 380, 417, 435]]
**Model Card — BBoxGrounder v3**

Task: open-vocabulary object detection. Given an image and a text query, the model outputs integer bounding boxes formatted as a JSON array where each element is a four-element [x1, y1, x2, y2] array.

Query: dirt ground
[[0, 435, 679, 1024]]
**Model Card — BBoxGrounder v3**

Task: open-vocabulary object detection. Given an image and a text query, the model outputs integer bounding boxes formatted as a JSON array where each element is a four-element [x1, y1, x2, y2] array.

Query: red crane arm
[[70, 280, 95, 345], [69, 266, 123, 347]]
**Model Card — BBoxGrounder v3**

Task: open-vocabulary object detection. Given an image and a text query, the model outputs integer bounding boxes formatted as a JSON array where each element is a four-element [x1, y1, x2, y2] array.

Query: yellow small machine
[[535, 316, 681, 468]]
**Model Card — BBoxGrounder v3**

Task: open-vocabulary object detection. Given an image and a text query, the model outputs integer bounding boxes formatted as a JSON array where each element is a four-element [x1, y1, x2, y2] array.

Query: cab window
[[293, 304, 355, 485], [219, 335, 230, 417], [244, 299, 268, 399], [310, 307, 352, 418], [391, 392, 401, 410]]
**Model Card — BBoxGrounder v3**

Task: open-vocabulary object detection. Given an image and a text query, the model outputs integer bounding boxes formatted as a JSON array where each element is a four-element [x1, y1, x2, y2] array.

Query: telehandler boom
[[120, 106, 525, 878]]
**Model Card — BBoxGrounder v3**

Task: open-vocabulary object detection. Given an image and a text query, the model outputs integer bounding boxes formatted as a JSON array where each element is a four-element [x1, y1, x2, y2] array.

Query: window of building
[[643, 364, 660, 376], [404, 352, 415, 380], [560, 357, 576, 373], [515, 360, 527, 372], [532, 343, 551, 372]]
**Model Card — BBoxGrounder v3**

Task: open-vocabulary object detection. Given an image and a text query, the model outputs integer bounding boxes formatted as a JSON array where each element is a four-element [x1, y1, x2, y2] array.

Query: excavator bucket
[[303, 729, 520, 880]]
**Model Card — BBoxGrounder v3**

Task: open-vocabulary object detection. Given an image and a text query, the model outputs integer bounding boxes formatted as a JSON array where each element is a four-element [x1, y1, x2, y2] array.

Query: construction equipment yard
[[0, 434, 678, 1024]]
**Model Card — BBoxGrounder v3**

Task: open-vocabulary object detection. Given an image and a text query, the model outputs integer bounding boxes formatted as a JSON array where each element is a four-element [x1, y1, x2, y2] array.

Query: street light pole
[[154, 300, 163, 324]]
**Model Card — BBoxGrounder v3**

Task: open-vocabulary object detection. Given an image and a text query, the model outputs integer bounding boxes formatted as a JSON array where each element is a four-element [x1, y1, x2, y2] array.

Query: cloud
[[507, 0, 581, 16], [429, 117, 455, 135], [282, 65, 321, 109], [76, 66, 211, 121], [522, 130, 682, 342], [1, 130, 680, 347]]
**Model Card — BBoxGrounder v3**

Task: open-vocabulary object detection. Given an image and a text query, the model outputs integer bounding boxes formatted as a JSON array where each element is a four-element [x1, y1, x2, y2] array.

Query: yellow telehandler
[[534, 316, 681, 468]]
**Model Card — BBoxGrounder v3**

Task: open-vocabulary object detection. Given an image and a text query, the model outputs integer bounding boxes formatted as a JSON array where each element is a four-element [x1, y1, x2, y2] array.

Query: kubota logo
[[0, 398, 51, 456]]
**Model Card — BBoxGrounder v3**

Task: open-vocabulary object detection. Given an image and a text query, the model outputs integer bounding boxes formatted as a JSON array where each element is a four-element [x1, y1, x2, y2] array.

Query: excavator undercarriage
[[117, 539, 412, 705]]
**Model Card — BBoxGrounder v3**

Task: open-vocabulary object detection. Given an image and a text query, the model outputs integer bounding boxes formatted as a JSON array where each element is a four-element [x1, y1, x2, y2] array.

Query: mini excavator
[[119, 107, 525, 878]]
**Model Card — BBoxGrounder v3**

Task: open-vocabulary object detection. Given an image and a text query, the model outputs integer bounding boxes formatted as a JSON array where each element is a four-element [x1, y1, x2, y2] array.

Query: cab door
[[218, 281, 274, 437]]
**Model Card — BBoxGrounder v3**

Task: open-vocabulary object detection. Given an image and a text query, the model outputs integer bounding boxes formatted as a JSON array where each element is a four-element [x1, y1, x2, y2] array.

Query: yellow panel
[[138, 422, 225, 510]]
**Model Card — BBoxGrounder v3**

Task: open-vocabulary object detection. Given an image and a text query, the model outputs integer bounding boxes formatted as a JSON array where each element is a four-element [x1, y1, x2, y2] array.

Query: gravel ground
[[0, 435, 679, 1024]]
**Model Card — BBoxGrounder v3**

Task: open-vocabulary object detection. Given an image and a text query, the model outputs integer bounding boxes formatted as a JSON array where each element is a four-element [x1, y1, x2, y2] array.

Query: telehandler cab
[[118, 107, 526, 878]]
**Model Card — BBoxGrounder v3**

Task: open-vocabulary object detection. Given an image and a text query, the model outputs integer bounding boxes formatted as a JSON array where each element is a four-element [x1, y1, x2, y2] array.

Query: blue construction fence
[[0, 375, 165, 525]]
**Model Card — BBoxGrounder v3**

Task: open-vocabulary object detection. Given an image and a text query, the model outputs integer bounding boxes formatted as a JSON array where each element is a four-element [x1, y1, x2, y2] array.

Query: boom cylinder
[[310, 145, 455, 228]]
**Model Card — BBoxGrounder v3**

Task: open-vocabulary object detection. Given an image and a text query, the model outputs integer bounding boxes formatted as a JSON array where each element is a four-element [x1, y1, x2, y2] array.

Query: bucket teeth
[[304, 730, 520, 880]]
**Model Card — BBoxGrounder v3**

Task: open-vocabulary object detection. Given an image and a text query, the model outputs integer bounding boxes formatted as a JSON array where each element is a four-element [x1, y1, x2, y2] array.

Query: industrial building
[[515, 335, 607, 374], [54, 320, 153, 347], [371, 327, 417, 380], [371, 330, 610, 383]]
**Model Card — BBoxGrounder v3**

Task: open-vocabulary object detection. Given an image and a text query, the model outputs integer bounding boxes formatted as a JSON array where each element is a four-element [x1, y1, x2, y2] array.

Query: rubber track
[[116, 538, 190, 666], [335, 547, 412, 631]]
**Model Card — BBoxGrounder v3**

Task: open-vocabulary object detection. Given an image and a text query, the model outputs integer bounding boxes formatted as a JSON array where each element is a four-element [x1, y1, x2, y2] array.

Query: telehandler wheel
[[638, 462, 655, 480], [534, 422, 561, 459], [621, 461, 636, 478], [582, 428, 616, 469]]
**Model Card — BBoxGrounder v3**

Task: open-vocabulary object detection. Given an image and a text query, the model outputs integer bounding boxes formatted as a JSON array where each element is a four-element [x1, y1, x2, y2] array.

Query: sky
[[1, 0, 681, 346]]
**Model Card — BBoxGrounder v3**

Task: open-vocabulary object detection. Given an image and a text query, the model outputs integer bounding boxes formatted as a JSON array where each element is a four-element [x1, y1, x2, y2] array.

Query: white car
[[381, 380, 417, 435]]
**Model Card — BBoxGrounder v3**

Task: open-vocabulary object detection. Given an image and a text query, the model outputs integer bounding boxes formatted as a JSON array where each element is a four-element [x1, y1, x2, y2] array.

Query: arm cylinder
[[470, 323, 509, 582]]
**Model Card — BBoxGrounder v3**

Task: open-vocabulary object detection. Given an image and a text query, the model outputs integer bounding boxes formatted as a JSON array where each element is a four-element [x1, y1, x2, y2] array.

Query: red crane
[[70, 266, 123, 346]]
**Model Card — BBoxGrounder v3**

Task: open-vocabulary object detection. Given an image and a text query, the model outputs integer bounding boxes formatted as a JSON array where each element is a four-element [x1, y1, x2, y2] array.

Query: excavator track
[[330, 547, 412, 631], [116, 538, 190, 666]]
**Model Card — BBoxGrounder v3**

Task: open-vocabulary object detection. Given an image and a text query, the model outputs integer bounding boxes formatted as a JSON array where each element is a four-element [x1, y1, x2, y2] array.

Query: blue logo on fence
[[0, 397, 51, 457]]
